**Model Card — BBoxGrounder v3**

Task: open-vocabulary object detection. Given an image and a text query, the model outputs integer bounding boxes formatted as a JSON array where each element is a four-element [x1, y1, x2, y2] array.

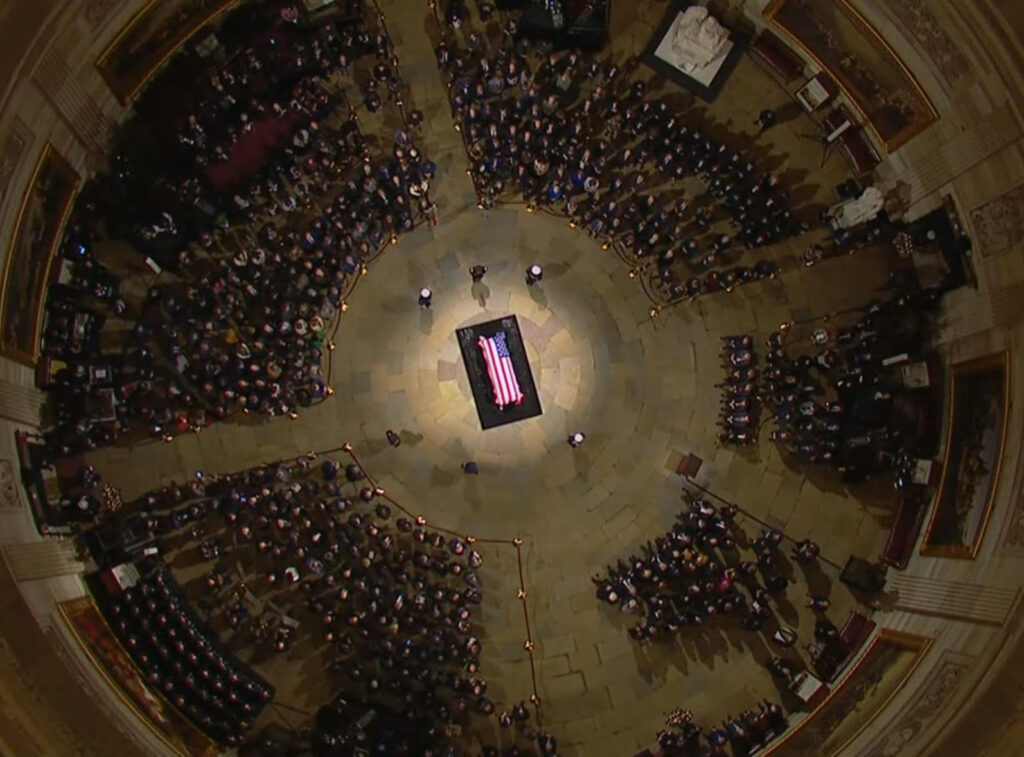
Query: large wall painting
[[96, 0, 239, 105], [0, 143, 79, 366], [922, 352, 1009, 558], [764, 0, 938, 152]]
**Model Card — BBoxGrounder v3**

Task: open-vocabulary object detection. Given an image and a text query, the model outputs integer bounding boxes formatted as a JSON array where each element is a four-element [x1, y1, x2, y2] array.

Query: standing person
[[461, 461, 479, 474], [469, 265, 487, 282], [807, 594, 830, 611], [792, 538, 820, 564], [386, 429, 401, 447], [756, 108, 777, 134], [772, 627, 798, 647]]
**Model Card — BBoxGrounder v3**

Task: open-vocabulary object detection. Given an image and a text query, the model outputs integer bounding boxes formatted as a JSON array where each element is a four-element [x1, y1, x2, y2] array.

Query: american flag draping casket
[[477, 332, 524, 409]]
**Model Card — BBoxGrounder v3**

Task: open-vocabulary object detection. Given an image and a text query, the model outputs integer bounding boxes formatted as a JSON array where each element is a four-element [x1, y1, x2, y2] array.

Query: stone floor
[[84, 0, 903, 753]]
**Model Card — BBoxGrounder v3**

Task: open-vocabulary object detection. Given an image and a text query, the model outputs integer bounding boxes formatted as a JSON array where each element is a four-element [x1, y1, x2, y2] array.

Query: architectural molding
[[0, 541, 84, 583], [0, 117, 32, 212], [875, 0, 970, 89], [890, 104, 1020, 204], [82, 0, 124, 33], [888, 573, 1020, 626], [0, 458, 20, 511], [860, 650, 974, 757], [31, 47, 115, 158], [0, 377, 44, 427], [969, 182, 1024, 257]]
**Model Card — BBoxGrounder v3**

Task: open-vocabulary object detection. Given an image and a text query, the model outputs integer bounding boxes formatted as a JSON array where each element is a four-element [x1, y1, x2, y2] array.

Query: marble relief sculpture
[[670, 6, 730, 72]]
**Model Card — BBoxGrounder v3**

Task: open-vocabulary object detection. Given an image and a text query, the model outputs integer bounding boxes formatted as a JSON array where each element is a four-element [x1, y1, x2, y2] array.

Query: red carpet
[[207, 110, 303, 191]]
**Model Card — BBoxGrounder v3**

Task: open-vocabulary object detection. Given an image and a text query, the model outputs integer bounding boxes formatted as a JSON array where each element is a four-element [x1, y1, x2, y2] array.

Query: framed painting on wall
[[764, 0, 938, 152], [764, 630, 932, 757], [921, 352, 1010, 558], [96, 0, 239, 105], [0, 143, 79, 366]]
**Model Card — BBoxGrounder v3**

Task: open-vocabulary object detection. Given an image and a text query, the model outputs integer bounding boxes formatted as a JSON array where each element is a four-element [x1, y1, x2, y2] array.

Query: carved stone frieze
[[968, 184, 1024, 257], [82, 0, 123, 33], [0, 117, 31, 209], [0, 458, 19, 510]]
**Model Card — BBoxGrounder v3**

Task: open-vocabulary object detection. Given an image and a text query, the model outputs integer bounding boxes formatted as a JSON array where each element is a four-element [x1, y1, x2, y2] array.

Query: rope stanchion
[[515, 541, 543, 726]]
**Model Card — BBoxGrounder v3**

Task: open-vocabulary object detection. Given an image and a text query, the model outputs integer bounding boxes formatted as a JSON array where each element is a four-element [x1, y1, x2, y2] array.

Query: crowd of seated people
[[433, 17, 794, 304], [593, 493, 819, 641], [307, 691, 559, 756], [592, 491, 839, 752], [41, 224, 124, 363], [717, 334, 759, 445], [307, 693, 442, 754], [90, 454, 555, 754], [105, 566, 274, 745], [764, 294, 927, 481], [656, 702, 788, 756], [41, 1, 435, 458]]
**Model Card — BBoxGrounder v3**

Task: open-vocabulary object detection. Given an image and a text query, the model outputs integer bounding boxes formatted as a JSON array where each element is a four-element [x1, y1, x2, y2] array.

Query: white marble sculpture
[[670, 6, 730, 72], [831, 186, 886, 229]]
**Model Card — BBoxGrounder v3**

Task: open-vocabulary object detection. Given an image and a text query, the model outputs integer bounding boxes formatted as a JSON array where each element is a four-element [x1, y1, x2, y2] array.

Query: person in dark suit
[[756, 108, 777, 133]]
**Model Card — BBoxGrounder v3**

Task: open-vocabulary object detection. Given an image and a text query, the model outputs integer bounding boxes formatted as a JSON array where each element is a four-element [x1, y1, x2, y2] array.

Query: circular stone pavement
[[313, 204, 824, 753]]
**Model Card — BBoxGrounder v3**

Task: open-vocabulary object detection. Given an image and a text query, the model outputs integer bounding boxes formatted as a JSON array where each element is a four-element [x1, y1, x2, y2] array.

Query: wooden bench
[[839, 610, 876, 654], [825, 105, 882, 175], [749, 30, 804, 83], [883, 490, 927, 569]]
